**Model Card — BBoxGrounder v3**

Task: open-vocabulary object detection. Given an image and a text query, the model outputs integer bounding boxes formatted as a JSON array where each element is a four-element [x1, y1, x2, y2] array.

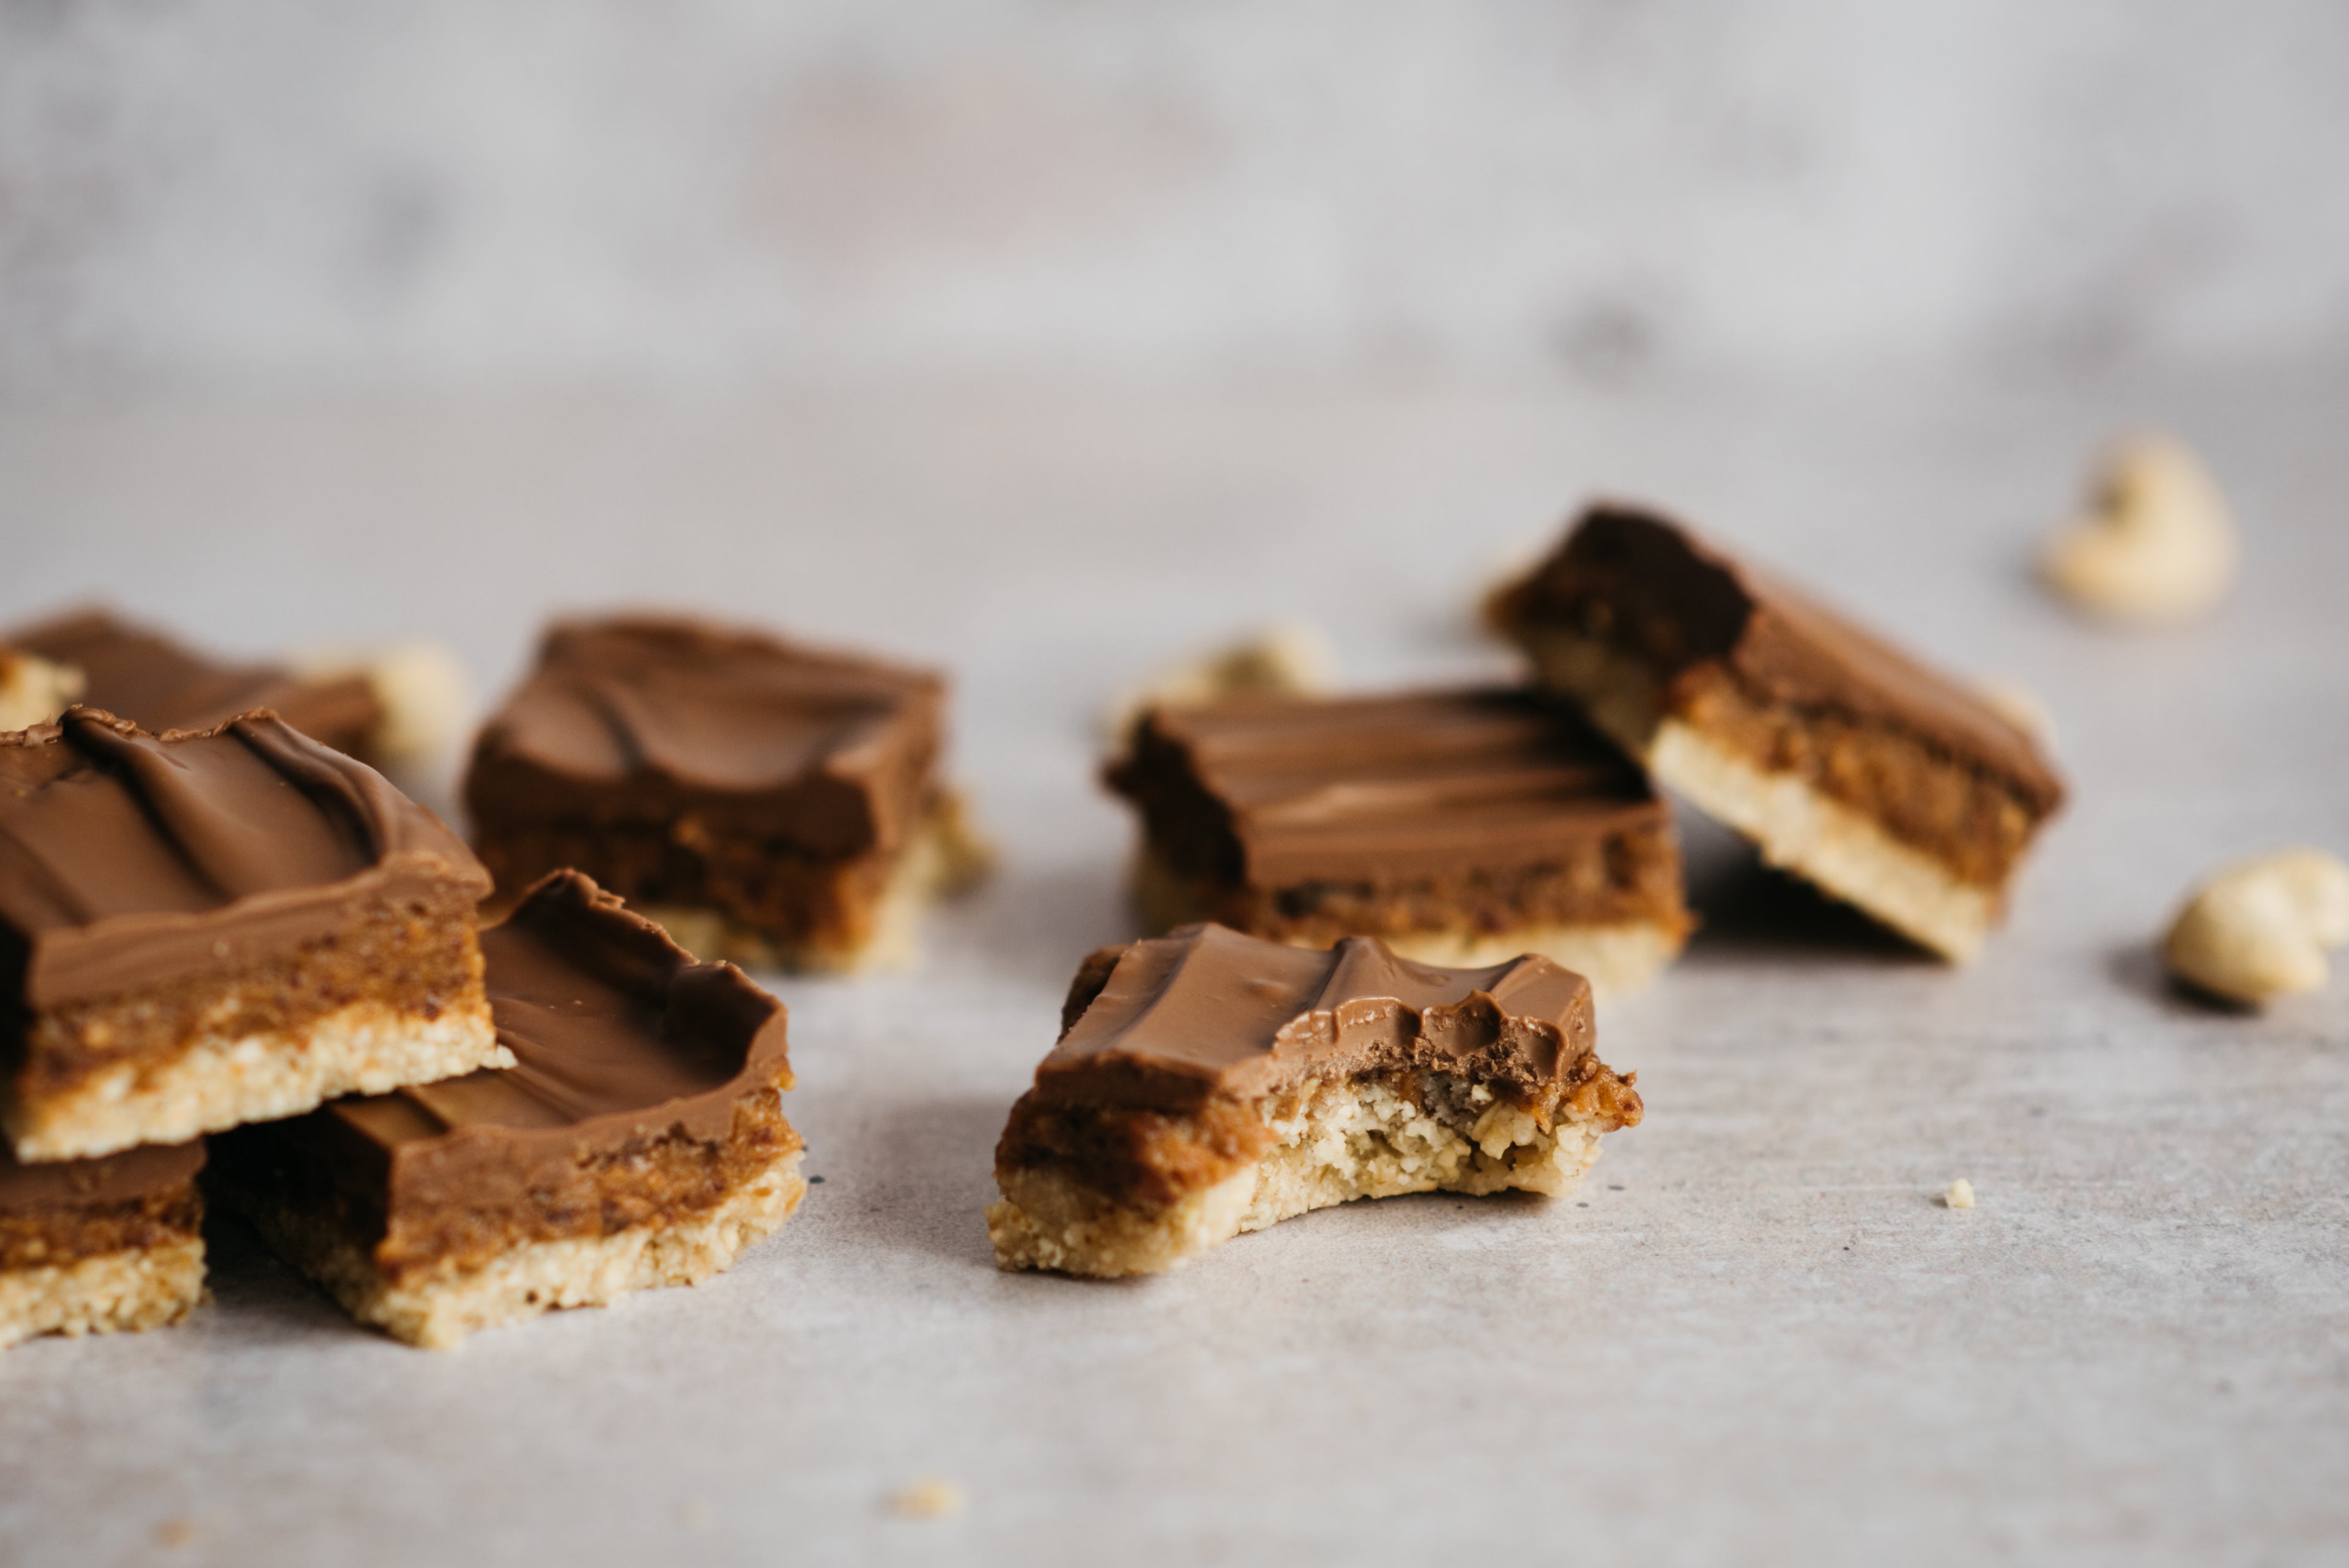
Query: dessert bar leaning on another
[[1, 1140, 204, 1350], [5, 608, 384, 761], [988, 923, 1642, 1279], [0, 709, 505, 1162], [210, 871, 806, 1348], [1108, 688, 1691, 996], [464, 615, 988, 973], [1491, 505, 2066, 962]]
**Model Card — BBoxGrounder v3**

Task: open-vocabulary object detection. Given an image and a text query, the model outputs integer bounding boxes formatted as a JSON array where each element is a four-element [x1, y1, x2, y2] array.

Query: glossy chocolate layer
[[0, 1138, 204, 1210], [1110, 688, 1665, 886], [278, 870, 790, 1224], [0, 708, 489, 1008], [6, 609, 380, 759], [1033, 923, 1596, 1112], [464, 615, 943, 860], [1499, 505, 2065, 812]]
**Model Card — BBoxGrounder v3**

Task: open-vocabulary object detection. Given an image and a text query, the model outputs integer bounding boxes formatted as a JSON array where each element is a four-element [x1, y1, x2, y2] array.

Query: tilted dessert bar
[[1107, 688, 1690, 995], [6, 608, 384, 761], [988, 923, 1642, 1278], [210, 871, 805, 1348], [1, 1139, 204, 1350], [464, 615, 985, 972], [1490, 505, 2066, 961], [0, 708, 504, 1161]]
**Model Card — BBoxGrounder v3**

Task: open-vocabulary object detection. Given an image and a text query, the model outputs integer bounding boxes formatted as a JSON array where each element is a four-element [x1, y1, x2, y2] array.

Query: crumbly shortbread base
[[987, 1076, 1611, 1279], [9, 1000, 507, 1164], [1130, 849, 1683, 998], [1515, 627, 1996, 963], [0, 1237, 204, 1350], [239, 1150, 806, 1349], [643, 793, 992, 976]]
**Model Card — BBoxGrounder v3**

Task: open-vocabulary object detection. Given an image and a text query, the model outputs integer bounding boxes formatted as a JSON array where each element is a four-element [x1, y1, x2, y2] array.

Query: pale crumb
[[0, 650, 84, 731], [1975, 680, 2055, 748], [2162, 846, 2349, 1006], [292, 639, 472, 767], [1944, 1178, 1975, 1209], [154, 1518, 195, 1548], [2041, 433, 2236, 624], [1102, 621, 1335, 743], [886, 1477, 966, 1520]]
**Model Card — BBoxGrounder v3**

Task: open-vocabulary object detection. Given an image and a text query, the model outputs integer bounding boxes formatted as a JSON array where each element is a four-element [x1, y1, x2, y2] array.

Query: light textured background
[[2, 366, 2347, 1567], [2, 6, 2347, 1566], [5, 0, 2349, 396]]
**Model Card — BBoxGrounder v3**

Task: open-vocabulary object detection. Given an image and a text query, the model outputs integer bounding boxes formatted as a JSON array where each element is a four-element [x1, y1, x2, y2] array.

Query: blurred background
[[6, 1, 2347, 396]]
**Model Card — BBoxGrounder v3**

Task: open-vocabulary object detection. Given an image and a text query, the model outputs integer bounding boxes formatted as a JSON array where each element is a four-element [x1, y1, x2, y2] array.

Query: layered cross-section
[[464, 615, 986, 973], [989, 923, 1642, 1278], [210, 871, 805, 1347], [1491, 506, 2067, 960], [0, 709, 503, 1161], [1108, 688, 1690, 995]]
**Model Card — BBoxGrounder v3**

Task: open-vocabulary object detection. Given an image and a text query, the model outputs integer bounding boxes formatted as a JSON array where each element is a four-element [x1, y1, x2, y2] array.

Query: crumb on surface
[[887, 1477, 966, 1520], [1945, 1178, 1976, 1209], [154, 1518, 195, 1548]]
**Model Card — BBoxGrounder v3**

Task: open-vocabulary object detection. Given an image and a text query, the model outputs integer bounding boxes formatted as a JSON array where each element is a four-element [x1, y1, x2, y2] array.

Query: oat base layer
[[1518, 628, 1996, 962], [643, 795, 991, 976], [988, 1075, 1611, 1279], [240, 1148, 806, 1348], [8, 1000, 506, 1164], [1130, 850, 1683, 997], [0, 1236, 204, 1350]]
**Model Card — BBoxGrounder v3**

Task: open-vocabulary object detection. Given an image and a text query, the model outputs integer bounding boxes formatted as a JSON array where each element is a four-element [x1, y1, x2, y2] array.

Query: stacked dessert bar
[[0, 708, 510, 1347]]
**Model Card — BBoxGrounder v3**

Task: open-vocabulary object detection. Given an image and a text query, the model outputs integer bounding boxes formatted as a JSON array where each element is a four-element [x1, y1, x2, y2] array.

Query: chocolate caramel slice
[[210, 871, 805, 1348], [1, 1139, 205, 1350], [988, 923, 1641, 1279], [6, 608, 383, 761], [1491, 505, 2066, 961], [464, 615, 987, 973], [0, 708, 505, 1162], [1108, 687, 1691, 995]]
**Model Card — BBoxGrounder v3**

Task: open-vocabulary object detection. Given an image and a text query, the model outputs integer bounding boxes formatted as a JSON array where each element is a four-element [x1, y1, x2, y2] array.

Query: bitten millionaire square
[[1, 1139, 205, 1351], [1107, 688, 1690, 996], [1491, 505, 2067, 962], [0, 709, 505, 1162], [988, 923, 1642, 1279], [463, 615, 985, 973], [210, 871, 806, 1348]]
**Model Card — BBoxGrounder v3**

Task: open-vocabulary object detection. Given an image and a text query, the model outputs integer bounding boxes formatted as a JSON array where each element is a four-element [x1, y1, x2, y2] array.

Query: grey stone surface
[[1, 366, 2344, 1565]]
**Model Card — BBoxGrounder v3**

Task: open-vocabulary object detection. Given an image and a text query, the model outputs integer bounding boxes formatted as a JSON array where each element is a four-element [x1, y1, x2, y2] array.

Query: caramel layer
[[1494, 505, 2065, 882], [212, 871, 798, 1280]]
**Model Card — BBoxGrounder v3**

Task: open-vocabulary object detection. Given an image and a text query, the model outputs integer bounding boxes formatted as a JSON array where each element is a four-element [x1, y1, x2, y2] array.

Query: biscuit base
[[640, 793, 992, 976], [988, 1074, 1613, 1279], [8, 1000, 508, 1164], [0, 1237, 205, 1350], [1130, 849, 1686, 997], [237, 1148, 806, 1348], [1516, 627, 1997, 962]]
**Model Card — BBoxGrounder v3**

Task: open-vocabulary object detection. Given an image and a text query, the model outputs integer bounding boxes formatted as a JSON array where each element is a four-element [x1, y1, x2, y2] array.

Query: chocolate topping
[[1033, 923, 1596, 1112], [0, 708, 489, 1008], [6, 608, 380, 758], [0, 1137, 203, 1209], [1502, 505, 2065, 812], [308, 869, 791, 1216], [464, 615, 944, 860], [1110, 688, 1664, 886]]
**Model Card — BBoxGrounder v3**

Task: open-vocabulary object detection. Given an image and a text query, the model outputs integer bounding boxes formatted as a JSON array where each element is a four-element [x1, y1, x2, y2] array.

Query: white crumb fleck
[[1944, 1178, 1976, 1209]]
